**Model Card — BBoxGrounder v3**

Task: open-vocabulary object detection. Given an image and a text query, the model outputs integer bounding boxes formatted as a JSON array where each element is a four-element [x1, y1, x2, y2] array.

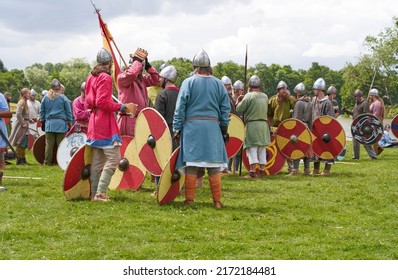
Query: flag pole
[[239, 45, 248, 176], [90, 0, 128, 67]]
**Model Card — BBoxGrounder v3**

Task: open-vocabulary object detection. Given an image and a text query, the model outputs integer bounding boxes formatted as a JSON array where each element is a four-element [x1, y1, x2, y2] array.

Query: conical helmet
[[159, 65, 178, 83], [192, 49, 211, 67], [294, 82, 306, 95], [248, 75, 261, 87], [159, 63, 170, 72], [221, 76, 232, 85], [51, 79, 61, 90], [30, 89, 37, 96], [312, 78, 326, 91], [276, 80, 288, 90], [369, 88, 379, 96], [80, 82, 86, 92], [327, 85, 337, 95], [96, 48, 112, 64], [233, 80, 244, 90]]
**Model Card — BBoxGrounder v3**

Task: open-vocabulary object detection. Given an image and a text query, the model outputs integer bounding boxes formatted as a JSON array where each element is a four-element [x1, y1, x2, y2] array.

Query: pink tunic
[[85, 72, 122, 147], [117, 61, 159, 136]]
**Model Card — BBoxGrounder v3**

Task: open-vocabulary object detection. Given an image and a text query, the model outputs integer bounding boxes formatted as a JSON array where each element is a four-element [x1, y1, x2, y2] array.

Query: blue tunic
[[173, 75, 230, 171], [40, 94, 73, 133], [0, 93, 9, 149]]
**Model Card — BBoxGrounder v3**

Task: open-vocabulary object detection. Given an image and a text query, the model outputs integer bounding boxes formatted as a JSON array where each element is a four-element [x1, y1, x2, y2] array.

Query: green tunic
[[236, 91, 270, 149], [267, 94, 296, 127]]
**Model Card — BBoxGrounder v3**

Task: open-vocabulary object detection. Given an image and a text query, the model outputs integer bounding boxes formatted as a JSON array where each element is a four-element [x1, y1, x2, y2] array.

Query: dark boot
[[0, 171, 3, 185], [21, 158, 27, 165]]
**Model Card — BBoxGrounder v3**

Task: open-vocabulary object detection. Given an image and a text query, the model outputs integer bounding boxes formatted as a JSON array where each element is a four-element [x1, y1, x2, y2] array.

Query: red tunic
[[117, 61, 159, 136], [85, 72, 122, 147]]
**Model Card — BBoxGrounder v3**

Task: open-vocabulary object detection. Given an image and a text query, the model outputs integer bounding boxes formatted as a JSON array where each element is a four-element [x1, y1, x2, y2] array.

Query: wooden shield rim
[[56, 132, 87, 171], [390, 114, 398, 139], [108, 136, 146, 191], [32, 134, 58, 165], [312, 116, 346, 159], [275, 118, 312, 160], [226, 113, 244, 159], [135, 107, 172, 176], [157, 147, 184, 205], [351, 113, 383, 145], [63, 144, 92, 200], [242, 135, 286, 176]]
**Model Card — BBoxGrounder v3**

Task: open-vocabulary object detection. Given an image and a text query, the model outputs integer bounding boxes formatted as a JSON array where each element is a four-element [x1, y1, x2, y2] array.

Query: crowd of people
[[0, 47, 395, 208]]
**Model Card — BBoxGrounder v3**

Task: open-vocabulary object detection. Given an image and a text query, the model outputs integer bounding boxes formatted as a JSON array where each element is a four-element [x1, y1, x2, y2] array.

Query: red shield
[[32, 134, 58, 165], [63, 145, 92, 200], [108, 136, 146, 191], [135, 108, 172, 176], [275, 119, 312, 160], [312, 116, 346, 159], [158, 147, 185, 205], [27, 134, 35, 150], [351, 113, 383, 145], [225, 113, 244, 158], [242, 135, 286, 176], [391, 114, 398, 139]]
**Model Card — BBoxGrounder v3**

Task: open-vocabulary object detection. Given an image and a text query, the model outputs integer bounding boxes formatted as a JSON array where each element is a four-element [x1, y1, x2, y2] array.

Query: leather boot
[[184, 173, 197, 205], [0, 171, 3, 185], [209, 172, 222, 209]]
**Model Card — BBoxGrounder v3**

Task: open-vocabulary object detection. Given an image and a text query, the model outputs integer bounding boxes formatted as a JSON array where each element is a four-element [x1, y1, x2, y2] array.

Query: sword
[[0, 129, 17, 158]]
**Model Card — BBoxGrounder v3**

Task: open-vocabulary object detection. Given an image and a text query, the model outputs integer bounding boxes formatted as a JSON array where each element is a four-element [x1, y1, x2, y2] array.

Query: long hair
[[91, 61, 112, 76], [193, 66, 213, 76]]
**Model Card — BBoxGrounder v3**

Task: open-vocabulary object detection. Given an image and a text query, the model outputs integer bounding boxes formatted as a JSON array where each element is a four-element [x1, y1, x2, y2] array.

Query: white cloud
[[303, 40, 361, 58], [0, 0, 396, 71]]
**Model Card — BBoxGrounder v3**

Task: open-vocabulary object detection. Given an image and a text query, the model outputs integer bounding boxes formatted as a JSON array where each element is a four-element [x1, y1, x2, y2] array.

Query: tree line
[[1, 17, 397, 116]]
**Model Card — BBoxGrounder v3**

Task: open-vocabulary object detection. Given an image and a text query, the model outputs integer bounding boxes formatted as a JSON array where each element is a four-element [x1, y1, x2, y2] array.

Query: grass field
[[0, 142, 397, 260]]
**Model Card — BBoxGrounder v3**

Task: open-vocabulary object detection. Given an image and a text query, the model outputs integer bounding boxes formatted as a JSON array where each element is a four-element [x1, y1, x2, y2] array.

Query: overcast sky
[[0, 0, 396, 71]]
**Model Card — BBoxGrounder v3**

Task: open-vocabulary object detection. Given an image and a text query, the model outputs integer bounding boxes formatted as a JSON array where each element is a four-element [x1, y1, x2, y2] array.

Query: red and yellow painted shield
[[275, 119, 312, 160], [312, 116, 346, 159], [226, 113, 244, 158], [242, 135, 286, 176], [63, 145, 92, 200], [351, 113, 383, 145], [135, 108, 172, 176], [32, 134, 58, 165], [108, 136, 146, 191], [158, 147, 185, 205], [392, 114, 398, 139]]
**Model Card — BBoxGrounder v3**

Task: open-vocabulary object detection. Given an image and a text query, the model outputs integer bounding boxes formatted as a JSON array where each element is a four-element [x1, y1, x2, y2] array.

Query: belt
[[186, 117, 219, 121]]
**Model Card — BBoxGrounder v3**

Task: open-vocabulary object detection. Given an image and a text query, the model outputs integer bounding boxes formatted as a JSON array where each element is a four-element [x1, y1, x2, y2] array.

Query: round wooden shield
[[391, 114, 398, 139], [312, 116, 346, 159], [27, 134, 35, 150], [351, 113, 383, 145], [63, 145, 92, 200], [158, 147, 185, 205], [135, 107, 172, 176], [275, 119, 312, 160], [242, 135, 286, 176], [225, 113, 244, 159], [108, 136, 146, 191], [56, 132, 87, 171], [32, 134, 58, 165]]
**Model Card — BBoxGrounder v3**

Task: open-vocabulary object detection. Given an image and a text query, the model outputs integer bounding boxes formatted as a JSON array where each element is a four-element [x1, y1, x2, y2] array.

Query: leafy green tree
[[0, 69, 28, 102], [0, 59, 7, 72], [24, 66, 51, 95], [59, 58, 91, 101]]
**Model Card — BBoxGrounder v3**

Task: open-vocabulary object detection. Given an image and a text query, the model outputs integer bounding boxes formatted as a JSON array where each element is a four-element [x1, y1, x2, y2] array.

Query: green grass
[[1, 143, 397, 260]]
